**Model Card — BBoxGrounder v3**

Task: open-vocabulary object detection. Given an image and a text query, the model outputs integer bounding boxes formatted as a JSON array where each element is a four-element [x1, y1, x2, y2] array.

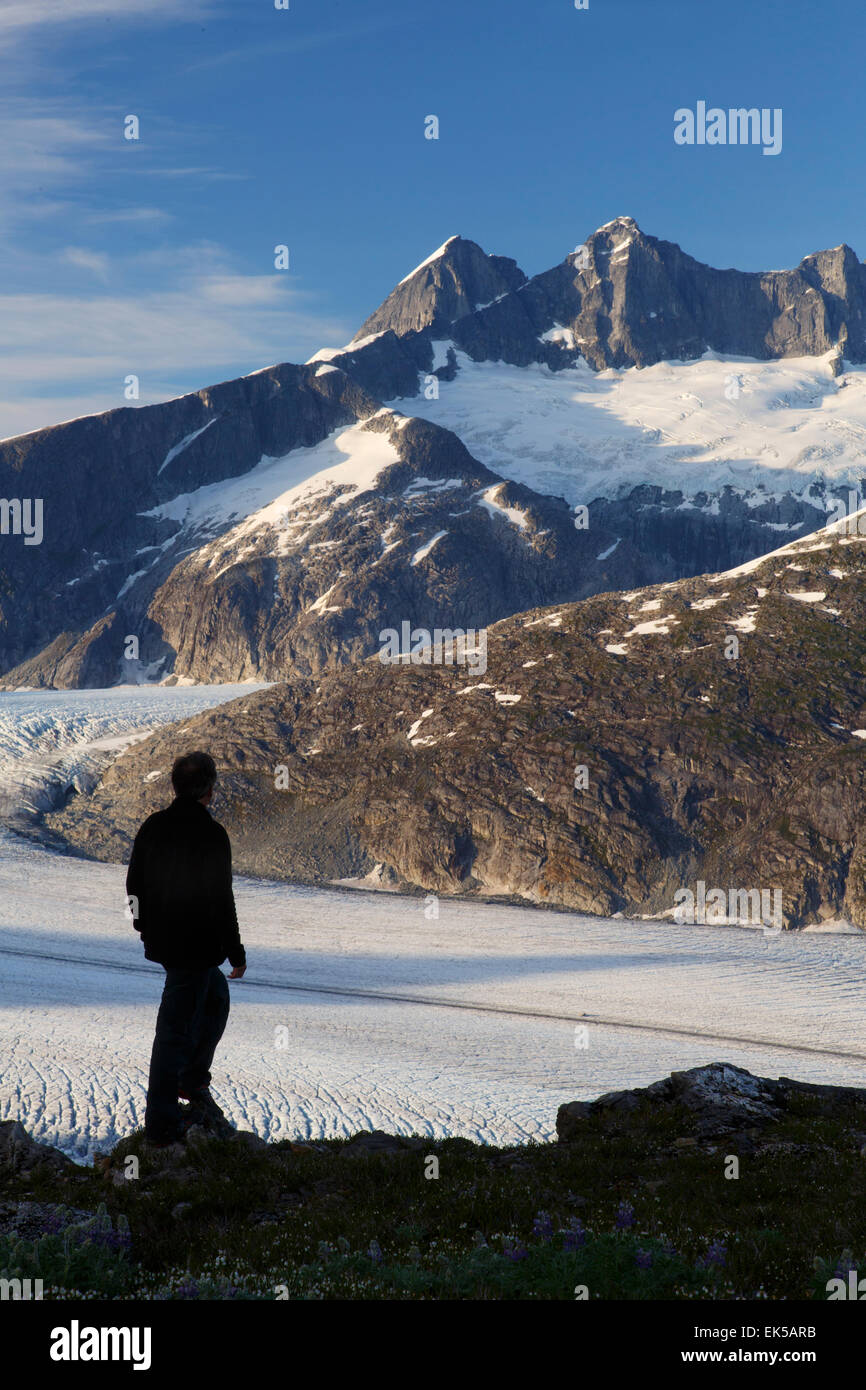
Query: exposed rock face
[[447, 218, 866, 370], [354, 236, 527, 340], [140, 412, 616, 685], [45, 509, 866, 927], [556, 1062, 866, 1141]]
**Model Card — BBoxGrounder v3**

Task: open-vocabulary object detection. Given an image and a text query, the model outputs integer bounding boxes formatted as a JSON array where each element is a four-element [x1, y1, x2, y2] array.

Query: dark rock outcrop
[[0, 1121, 75, 1174], [556, 1062, 866, 1141]]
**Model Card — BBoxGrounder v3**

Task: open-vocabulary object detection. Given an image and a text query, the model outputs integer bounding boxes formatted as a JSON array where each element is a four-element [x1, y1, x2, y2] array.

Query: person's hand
[[229, 965, 246, 979]]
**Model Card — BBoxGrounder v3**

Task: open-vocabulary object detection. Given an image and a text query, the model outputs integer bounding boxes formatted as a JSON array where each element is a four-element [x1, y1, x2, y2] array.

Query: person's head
[[171, 751, 217, 804]]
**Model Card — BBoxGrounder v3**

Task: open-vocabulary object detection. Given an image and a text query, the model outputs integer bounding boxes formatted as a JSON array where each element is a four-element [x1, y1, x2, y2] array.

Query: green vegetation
[[5, 1097, 866, 1300], [0, 1203, 133, 1298]]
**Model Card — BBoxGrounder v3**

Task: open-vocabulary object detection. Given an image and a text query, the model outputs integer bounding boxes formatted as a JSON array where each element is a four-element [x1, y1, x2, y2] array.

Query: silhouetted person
[[126, 751, 246, 1145]]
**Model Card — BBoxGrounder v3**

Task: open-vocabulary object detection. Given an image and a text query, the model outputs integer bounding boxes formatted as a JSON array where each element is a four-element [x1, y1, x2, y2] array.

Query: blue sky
[[2, 0, 864, 437]]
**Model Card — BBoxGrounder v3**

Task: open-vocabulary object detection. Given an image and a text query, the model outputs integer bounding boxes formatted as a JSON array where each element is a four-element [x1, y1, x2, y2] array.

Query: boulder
[[557, 1062, 866, 1141], [0, 1121, 75, 1174]]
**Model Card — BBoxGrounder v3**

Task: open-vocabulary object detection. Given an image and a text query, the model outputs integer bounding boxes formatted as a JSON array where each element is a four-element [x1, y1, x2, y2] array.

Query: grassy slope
[[3, 1088, 866, 1301]]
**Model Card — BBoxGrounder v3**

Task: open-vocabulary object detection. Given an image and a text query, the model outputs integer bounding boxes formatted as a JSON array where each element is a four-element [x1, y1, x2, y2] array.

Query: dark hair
[[171, 751, 217, 800]]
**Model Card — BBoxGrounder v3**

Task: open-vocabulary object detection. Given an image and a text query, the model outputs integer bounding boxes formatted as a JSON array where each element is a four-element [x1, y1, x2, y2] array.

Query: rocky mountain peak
[[354, 235, 527, 341], [443, 219, 866, 372], [585, 214, 642, 243]]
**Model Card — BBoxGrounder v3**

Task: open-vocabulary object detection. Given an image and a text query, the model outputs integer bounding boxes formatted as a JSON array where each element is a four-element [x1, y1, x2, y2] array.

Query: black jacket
[[125, 798, 246, 969]]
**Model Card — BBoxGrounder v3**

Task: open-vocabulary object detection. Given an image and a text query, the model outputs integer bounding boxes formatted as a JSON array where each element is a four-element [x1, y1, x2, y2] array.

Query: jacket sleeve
[[218, 826, 246, 969], [125, 828, 145, 936]]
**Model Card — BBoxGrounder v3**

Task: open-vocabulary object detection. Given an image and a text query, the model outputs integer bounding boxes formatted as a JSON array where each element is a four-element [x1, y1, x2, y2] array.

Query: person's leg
[[177, 966, 230, 1095], [145, 968, 209, 1141]]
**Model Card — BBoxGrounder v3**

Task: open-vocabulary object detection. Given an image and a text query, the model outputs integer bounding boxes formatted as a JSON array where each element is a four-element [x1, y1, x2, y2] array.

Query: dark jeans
[[145, 966, 230, 1141]]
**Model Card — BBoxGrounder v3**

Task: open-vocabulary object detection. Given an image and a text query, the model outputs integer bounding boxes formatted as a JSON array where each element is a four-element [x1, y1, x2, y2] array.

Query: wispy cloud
[[139, 167, 250, 183], [180, 15, 419, 74], [0, 104, 110, 185], [0, 0, 355, 438], [0, 106, 113, 240], [62, 246, 111, 280], [0, 248, 352, 437], [0, 0, 215, 48], [84, 207, 173, 226]]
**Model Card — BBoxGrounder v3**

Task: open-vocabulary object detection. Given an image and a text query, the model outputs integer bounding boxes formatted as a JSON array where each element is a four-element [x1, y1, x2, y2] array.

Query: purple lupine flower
[[561, 1218, 587, 1252], [615, 1201, 636, 1230], [532, 1211, 554, 1243], [704, 1240, 727, 1268], [176, 1279, 200, 1298], [368, 1240, 383, 1264], [503, 1237, 528, 1262], [635, 1247, 653, 1269]]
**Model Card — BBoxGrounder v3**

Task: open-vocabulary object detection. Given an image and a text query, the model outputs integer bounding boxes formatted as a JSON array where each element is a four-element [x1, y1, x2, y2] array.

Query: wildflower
[[697, 1240, 727, 1269], [502, 1237, 528, 1262], [615, 1202, 636, 1230], [635, 1248, 653, 1269], [560, 1218, 586, 1252], [532, 1211, 554, 1244], [367, 1240, 383, 1264]]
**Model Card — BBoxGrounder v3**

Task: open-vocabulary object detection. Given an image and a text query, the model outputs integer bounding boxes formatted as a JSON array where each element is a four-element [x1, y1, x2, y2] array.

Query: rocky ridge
[[45, 506, 866, 927]]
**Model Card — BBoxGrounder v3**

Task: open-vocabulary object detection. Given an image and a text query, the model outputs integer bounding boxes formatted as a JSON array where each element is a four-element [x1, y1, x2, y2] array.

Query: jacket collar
[[169, 797, 212, 815]]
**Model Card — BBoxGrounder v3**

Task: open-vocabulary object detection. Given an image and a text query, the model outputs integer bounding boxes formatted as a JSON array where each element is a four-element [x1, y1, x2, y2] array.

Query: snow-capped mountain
[[4, 218, 866, 688]]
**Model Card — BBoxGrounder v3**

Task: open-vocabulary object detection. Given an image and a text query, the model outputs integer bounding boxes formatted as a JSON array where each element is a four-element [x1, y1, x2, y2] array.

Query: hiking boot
[[180, 1087, 234, 1138], [147, 1112, 197, 1149]]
